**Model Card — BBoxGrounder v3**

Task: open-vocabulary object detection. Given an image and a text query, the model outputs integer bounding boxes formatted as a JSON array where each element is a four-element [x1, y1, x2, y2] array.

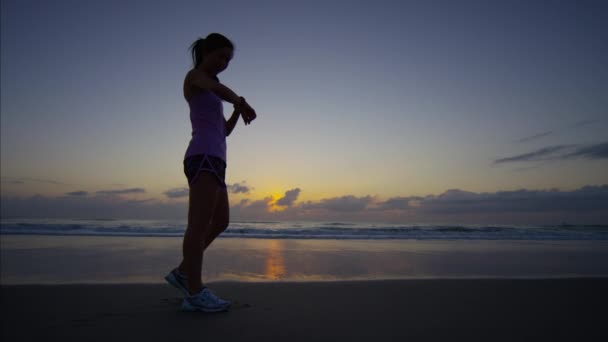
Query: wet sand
[[2, 278, 607, 341]]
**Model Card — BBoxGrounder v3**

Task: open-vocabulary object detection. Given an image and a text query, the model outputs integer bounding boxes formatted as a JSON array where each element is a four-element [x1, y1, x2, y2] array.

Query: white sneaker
[[181, 287, 231, 313], [203, 287, 232, 306]]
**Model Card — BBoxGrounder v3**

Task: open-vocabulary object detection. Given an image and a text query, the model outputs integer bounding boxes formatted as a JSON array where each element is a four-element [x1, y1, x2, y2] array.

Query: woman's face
[[204, 47, 233, 74]]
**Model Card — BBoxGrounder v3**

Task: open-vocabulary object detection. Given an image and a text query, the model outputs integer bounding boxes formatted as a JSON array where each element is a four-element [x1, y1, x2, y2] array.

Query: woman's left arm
[[225, 107, 241, 136]]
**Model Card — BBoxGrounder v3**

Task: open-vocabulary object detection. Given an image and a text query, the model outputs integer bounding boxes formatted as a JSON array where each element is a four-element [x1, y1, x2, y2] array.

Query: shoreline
[[2, 278, 607, 341], [2, 273, 608, 286]]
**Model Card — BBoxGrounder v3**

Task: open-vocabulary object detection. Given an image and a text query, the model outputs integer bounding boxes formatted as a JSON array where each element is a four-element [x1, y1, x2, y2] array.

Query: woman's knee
[[211, 217, 229, 233], [185, 223, 214, 243]]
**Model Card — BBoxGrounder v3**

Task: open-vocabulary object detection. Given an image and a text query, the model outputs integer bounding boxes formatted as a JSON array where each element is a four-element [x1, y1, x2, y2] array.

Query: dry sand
[[2, 278, 607, 341]]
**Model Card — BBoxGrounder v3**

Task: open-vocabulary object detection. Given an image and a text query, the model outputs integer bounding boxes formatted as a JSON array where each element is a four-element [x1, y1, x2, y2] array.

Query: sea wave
[[1, 219, 607, 240]]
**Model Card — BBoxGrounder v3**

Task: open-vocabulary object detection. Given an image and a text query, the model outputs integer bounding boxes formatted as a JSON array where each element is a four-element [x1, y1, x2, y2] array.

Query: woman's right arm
[[189, 70, 257, 124], [189, 71, 242, 105]]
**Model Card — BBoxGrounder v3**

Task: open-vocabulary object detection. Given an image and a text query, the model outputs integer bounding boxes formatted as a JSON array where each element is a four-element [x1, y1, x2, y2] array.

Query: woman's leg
[[204, 186, 229, 250], [178, 185, 229, 274], [181, 171, 220, 295]]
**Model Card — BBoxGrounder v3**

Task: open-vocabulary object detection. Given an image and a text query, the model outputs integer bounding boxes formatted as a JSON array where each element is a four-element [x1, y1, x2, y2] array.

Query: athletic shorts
[[183, 154, 227, 189]]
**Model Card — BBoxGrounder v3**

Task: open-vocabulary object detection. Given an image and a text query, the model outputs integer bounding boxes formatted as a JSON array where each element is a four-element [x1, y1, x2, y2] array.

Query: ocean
[[1, 217, 607, 240]]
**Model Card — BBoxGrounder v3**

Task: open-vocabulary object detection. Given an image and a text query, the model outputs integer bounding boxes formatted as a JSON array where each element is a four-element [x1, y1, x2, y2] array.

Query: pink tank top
[[183, 89, 227, 163]]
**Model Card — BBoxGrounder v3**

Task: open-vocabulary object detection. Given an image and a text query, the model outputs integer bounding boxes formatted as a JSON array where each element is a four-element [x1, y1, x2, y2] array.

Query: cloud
[[275, 188, 301, 207], [494, 144, 576, 164], [163, 181, 251, 199], [571, 119, 599, 128], [301, 195, 374, 212], [225, 186, 608, 224], [125, 198, 155, 204], [164, 188, 189, 198], [494, 141, 608, 164], [435, 189, 480, 201], [0, 177, 68, 185], [227, 181, 251, 194], [230, 197, 274, 219], [2, 185, 607, 224], [515, 130, 553, 143], [415, 184, 608, 215], [0, 193, 186, 220], [1, 178, 25, 185], [560, 141, 608, 160], [511, 118, 601, 145], [66, 191, 88, 196], [95, 188, 146, 195], [373, 196, 425, 211], [245, 197, 274, 212]]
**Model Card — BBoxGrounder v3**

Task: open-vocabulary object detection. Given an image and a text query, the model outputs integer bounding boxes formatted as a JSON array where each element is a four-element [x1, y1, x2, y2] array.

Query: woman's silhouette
[[165, 33, 257, 313]]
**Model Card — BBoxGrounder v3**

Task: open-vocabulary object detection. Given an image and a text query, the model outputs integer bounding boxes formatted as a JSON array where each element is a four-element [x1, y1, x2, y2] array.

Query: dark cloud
[[571, 119, 599, 128], [511, 118, 601, 147], [301, 195, 374, 212], [1, 178, 25, 185], [230, 197, 274, 220], [435, 189, 479, 200], [352, 185, 608, 217], [95, 188, 146, 195], [227, 181, 251, 194], [164, 188, 189, 198], [494, 141, 608, 164], [494, 144, 576, 164], [66, 191, 88, 196], [125, 198, 155, 204], [515, 130, 553, 143], [246, 197, 274, 212], [560, 141, 608, 160], [416, 185, 608, 215], [374, 196, 425, 211], [0, 177, 68, 185], [3, 185, 607, 224], [0, 194, 186, 220], [162, 182, 251, 199], [275, 188, 301, 207]]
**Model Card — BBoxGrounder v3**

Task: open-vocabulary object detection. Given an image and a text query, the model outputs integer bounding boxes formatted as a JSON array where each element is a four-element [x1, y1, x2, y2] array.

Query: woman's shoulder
[[185, 69, 212, 101], [185, 68, 197, 82], [186, 68, 214, 81]]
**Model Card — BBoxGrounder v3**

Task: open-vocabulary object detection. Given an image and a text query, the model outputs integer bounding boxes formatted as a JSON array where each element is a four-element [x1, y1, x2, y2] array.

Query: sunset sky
[[2, 0, 607, 223]]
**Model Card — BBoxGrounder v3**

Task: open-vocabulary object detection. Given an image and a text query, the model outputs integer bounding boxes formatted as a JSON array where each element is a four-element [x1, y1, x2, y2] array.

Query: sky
[[1, 0, 607, 224]]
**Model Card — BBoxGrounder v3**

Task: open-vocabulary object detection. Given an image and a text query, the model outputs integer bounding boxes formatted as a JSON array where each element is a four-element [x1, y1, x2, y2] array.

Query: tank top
[[183, 89, 227, 163]]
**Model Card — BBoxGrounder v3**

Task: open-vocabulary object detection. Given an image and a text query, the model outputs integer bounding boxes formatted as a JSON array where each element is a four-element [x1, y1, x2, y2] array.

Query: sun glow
[[266, 191, 287, 212], [264, 240, 286, 280]]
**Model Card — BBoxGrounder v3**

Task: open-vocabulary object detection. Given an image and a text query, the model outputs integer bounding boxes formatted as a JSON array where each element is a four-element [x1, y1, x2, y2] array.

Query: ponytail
[[188, 33, 234, 74]]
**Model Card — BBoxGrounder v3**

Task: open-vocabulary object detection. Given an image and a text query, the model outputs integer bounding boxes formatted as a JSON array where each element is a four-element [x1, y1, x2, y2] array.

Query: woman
[[164, 33, 257, 313]]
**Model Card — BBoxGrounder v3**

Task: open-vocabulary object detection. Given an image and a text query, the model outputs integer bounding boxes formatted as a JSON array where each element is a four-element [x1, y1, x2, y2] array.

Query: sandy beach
[[2, 236, 608, 340], [2, 278, 607, 341]]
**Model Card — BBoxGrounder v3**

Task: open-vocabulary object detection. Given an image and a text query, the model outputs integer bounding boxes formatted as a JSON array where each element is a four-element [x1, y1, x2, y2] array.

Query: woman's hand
[[235, 98, 257, 125]]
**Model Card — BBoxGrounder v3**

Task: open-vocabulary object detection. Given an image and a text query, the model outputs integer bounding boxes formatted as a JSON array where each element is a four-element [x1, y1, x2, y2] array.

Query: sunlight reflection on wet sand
[[1, 235, 608, 284]]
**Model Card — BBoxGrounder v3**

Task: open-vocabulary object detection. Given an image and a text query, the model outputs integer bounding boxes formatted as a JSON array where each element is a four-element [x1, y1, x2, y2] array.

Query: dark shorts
[[183, 154, 227, 189]]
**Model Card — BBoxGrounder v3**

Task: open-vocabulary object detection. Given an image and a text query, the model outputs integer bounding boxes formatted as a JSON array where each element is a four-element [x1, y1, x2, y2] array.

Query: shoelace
[[175, 270, 226, 305], [204, 288, 226, 304], [205, 289, 220, 302]]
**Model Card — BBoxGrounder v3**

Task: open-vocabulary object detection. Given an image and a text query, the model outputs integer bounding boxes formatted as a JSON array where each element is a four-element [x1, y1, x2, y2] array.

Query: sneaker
[[203, 287, 232, 306], [164, 268, 190, 296], [181, 288, 231, 313]]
